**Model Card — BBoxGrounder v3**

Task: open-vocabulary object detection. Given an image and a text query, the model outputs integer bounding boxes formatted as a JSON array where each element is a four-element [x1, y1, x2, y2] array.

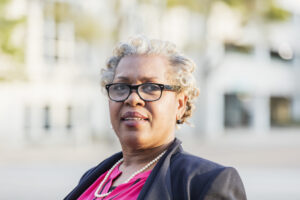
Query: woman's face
[[109, 55, 187, 150]]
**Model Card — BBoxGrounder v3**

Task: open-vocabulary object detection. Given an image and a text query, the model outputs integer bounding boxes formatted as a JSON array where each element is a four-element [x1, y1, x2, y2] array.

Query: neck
[[120, 139, 173, 167]]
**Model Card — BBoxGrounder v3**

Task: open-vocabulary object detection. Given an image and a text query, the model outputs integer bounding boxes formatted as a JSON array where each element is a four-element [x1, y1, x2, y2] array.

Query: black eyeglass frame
[[105, 83, 181, 102]]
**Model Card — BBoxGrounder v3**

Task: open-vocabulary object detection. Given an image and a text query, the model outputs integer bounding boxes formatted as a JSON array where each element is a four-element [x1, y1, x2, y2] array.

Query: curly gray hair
[[101, 35, 199, 124]]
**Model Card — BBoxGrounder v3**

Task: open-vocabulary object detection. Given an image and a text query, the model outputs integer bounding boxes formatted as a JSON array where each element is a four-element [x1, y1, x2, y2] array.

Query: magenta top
[[78, 163, 152, 200]]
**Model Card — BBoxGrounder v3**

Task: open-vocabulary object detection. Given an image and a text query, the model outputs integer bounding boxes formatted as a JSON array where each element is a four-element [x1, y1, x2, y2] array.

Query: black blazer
[[64, 138, 247, 200]]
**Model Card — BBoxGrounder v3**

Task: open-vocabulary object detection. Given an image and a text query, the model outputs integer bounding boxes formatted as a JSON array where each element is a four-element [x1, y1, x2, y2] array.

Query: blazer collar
[[65, 138, 182, 200], [137, 138, 182, 200], [65, 152, 123, 200]]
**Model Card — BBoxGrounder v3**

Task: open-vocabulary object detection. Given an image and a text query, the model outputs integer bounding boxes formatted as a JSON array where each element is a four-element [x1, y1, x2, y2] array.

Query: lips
[[121, 111, 149, 121]]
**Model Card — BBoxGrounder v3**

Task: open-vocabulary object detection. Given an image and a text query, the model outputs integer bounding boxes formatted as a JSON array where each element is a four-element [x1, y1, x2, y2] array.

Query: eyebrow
[[114, 76, 160, 82]]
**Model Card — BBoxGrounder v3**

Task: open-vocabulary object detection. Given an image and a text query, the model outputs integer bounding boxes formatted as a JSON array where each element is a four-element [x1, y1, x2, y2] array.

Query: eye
[[141, 84, 160, 93], [111, 84, 127, 92]]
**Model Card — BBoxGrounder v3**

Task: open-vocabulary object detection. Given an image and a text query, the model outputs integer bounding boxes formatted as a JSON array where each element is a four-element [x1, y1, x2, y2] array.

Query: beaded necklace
[[94, 150, 166, 198]]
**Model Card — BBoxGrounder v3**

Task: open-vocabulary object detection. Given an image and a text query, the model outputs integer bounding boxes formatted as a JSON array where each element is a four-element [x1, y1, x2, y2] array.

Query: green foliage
[[0, 0, 10, 12], [264, 2, 291, 21], [0, 17, 25, 61], [166, 0, 205, 12], [0, 0, 26, 82], [225, 42, 254, 54], [221, 0, 252, 13], [222, 0, 245, 7], [44, 2, 73, 22], [164, 0, 290, 22], [221, 0, 290, 21], [74, 14, 103, 43], [0, 0, 25, 62], [44, 2, 103, 43]]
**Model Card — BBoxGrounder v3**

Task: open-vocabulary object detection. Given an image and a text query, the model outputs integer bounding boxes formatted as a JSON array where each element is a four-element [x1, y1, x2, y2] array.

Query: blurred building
[[0, 0, 299, 147], [199, 0, 300, 138], [0, 0, 113, 147]]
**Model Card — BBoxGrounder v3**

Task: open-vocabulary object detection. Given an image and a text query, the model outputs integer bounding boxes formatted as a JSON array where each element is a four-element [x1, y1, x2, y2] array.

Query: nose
[[124, 89, 145, 107]]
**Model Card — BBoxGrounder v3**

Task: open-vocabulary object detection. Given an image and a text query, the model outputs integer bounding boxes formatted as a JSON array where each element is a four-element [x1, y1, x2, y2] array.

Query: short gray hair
[[101, 35, 199, 124]]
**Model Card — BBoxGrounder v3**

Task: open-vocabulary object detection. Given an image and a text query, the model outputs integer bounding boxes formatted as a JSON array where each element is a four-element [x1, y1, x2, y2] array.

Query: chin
[[118, 130, 151, 149]]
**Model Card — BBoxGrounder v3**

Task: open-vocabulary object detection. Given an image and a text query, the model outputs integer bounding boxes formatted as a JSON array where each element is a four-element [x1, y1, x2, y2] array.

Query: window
[[66, 105, 72, 130], [269, 44, 294, 63], [270, 97, 292, 127], [24, 105, 31, 139], [224, 93, 252, 128], [43, 2, 73, 65], [43, 105, 51, 131], [224, 42, 254, 54]]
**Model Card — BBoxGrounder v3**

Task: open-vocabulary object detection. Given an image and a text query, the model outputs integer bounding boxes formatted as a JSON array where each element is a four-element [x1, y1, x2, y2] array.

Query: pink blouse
[[78, 163, 151, 200]]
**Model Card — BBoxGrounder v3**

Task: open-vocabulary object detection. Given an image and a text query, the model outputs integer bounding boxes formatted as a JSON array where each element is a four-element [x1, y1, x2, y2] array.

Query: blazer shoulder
[[64, 152, 123, 200], [203, 167, 247, 200], [79, 152, 123, 184], [171, 151, 224, 174], [78, 166, 97, 184], [169, 151, 230, 200]]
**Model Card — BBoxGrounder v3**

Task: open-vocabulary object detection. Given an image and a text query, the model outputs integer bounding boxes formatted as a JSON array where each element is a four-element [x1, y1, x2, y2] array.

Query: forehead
[[114, 55, 170, 82]]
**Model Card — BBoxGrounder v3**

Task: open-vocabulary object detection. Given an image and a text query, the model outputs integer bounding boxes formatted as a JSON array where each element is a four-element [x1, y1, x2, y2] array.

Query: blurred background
[[0, 0, 300, 199]]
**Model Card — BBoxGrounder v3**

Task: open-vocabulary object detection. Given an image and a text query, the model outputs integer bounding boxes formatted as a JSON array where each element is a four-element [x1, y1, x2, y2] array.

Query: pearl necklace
[[94, 150, 166, 198]]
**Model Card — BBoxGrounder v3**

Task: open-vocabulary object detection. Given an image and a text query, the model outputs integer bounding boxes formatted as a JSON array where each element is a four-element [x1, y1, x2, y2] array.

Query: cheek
[[152, 98, 177, 123], [109, 102, 120, 123]]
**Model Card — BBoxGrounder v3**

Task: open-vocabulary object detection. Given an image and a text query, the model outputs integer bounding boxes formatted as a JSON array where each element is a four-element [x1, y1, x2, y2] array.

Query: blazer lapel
[[137, 139, 182, 200], [64, 152, 123, 200]]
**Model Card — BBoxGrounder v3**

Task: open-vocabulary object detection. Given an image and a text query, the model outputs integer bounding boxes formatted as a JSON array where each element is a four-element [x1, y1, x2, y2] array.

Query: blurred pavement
[[1, 133, 300, 200]]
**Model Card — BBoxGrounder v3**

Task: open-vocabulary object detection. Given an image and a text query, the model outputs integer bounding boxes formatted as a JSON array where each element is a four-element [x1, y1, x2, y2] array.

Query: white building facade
[[0, 0, 299, 147]]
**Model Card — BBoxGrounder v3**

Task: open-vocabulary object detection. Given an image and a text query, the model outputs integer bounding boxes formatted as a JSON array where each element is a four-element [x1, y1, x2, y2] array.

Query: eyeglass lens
[[109, 83, 162, 101]]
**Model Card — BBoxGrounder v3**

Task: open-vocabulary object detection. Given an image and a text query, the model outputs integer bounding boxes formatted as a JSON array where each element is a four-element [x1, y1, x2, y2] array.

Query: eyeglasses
[[105, 83, 181, 102]]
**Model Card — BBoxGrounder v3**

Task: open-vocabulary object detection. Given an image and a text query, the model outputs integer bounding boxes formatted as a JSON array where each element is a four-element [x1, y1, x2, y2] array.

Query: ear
[[176, 92, 188, 121]]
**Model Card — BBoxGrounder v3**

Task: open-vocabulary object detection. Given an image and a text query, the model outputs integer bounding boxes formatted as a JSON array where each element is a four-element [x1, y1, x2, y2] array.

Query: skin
[[109, 55, 187, 186]]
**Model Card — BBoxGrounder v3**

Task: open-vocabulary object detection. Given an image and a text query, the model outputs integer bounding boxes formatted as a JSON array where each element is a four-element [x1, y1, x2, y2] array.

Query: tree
[[44, 1, 103, 44], [0, 0, 25, 61], [0, 0, 26, 81]]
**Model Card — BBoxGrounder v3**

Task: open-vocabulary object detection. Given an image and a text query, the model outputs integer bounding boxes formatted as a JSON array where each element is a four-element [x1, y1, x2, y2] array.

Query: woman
[[64, 36, 247, 200]]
